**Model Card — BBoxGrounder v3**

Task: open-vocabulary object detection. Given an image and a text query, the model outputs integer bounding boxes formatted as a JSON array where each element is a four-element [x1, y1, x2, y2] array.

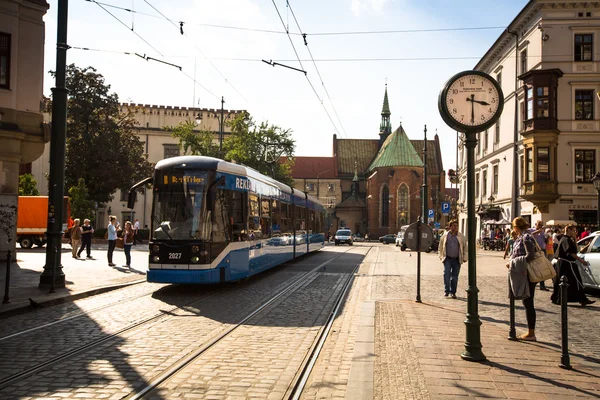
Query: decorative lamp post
[[592, 172, 600, 229]]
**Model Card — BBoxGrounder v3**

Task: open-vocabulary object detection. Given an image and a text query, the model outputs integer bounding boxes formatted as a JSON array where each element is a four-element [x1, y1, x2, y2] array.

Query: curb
[[0, 278, 147, 320]]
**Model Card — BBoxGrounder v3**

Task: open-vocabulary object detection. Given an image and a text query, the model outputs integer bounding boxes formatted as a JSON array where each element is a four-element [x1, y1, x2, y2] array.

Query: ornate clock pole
[[438, 70, 504, 362]]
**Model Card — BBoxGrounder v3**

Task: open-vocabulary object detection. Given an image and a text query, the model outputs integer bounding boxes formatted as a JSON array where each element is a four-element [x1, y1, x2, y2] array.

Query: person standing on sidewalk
[[508, 217, 538, 341], [70, 219, 82, 259], [107, 216, 117, 267], [133, 218, 141, 245], [77, 219, 94, 259], [123, 221, 134, 268], [528, 220, 549, 291], [438, 220, 467, 299]]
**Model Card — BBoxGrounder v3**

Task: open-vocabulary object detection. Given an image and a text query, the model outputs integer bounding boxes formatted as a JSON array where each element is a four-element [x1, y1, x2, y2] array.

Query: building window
[[575, 149, 596, 183], [397, 184, 409, 226], [483, 130, 488, 151], [537, 147, 550, 181], [482, 170, 487, 197], [327, 183, 335, 192], [575, 34, 593, 62], [497, 72, 502, 88], [520, 155, 524, 185], [0, 33, 10, 89], [120, 189, 128, 202], [575, 90, 594, 120], [494, 121, 500, 145], [520, 49, 528, 74], [525, 85, 534, 120], [526, 148, 533, 182], [306, 182, 315, 192], [163, 144, 180, 159], [477, 132, 481, 155], [475, 173, 480, 198], [493, 165, 498, 194], [381, 185, 389, 227], [536, 87, 549, 118]]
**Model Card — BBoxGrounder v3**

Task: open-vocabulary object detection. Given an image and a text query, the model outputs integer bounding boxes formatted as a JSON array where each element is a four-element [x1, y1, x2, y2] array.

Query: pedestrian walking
[[123, 221, 134, 268], [70, 218, 82, 259], [528, 220, 549, 291], [507, 217, 538, 341], [438, 220, 467, 299], [550, 224, 596, 307], [133, 218, 141, 245], [77, 219, 94, 259], [107, 216, 118, 267], [503, 230, 517, 259]]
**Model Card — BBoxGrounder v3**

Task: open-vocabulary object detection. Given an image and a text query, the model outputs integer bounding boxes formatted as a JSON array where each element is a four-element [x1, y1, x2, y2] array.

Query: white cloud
[[351, 0, 390, 16]]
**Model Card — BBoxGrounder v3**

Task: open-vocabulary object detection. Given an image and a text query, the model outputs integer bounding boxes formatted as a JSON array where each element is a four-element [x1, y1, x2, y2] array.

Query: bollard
[[508, 291, 516, 340], [3, 250, 10, 304], [559, 275, 571, 370]]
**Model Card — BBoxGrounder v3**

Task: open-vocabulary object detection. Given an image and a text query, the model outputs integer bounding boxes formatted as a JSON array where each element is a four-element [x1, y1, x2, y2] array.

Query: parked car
[[353, 233, 365, 242], [577, 233, 600, 289], [379, 234, 396, 244], [396, 225, 409, 250], [334, 229, 353, 246]]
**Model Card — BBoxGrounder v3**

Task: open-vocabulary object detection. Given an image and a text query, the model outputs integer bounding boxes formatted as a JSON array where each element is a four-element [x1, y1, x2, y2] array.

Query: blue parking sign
[[442, 202, 451, 215], [428, 209, 434, 218]]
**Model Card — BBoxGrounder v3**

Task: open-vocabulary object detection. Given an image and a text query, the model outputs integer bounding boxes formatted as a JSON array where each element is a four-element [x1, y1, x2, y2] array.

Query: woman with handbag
[[551, 225, 595, 307], [507, 217, 538, 341]]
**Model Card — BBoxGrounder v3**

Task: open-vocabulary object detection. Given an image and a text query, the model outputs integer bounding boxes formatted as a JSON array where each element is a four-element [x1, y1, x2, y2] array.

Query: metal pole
[[422, 125, 428, 223], [50, 245, 57, 294], [596, 189, 600, 229], [219, 96, 224, 154], [3, 249, 11, 304], [508, 291, 516, 340], [509, 30, 520, 220], [416, 218, 422, 303], [461, 131, 486, 362], [559, 275, 571, 369], [40, 0, 69, 287]]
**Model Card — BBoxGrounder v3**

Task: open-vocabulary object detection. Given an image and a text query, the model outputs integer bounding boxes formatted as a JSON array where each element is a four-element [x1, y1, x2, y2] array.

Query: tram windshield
[[152, 170, 210, 241]]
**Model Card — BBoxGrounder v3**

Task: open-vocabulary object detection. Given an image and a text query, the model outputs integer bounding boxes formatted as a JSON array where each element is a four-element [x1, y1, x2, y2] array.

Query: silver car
[[577, 233, 600, 289]]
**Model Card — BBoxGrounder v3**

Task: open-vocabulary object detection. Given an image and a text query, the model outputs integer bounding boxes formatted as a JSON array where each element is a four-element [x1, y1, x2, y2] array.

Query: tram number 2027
[[168, 253, 182, 260]]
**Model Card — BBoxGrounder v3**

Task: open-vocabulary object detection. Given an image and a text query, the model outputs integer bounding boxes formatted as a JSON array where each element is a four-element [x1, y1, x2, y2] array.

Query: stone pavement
[[0, 243, 148, 318]]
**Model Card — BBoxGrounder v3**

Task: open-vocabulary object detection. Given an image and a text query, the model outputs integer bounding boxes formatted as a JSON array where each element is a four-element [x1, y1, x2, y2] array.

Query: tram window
[[296, 206, 306, 232], [231, 191, 246, 242], [211, 190, 230, 243], [280, 203, 292, 234], [271, 200, 281, 235], [260, 198, 271, 238], [248, 194, 262, 240]]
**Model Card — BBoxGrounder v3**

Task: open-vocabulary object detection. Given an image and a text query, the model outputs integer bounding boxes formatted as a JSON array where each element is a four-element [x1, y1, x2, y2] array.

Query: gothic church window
[[397, 184, 409, 226], [381, 185, 389, 227]]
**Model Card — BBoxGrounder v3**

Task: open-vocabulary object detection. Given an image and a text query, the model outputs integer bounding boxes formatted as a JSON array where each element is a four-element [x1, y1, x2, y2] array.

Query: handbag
[[527, 240, 557, 283], [115, 237, 124, 249]]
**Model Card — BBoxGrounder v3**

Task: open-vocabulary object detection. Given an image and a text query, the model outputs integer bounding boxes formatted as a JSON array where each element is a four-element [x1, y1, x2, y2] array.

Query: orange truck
[[17, 196, 71, 249]]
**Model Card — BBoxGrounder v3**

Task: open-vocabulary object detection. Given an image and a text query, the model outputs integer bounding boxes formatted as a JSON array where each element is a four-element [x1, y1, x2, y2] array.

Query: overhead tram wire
[[87, 0, 221, 102], [270, 0, 343, 138], [83, 3, 506, 37], [141, 0, 251, 107], [287, 0, 348, 138]]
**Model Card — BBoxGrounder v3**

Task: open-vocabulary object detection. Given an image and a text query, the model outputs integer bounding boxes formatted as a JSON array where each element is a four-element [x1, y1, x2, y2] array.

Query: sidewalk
[[0, 243, 148, 318]]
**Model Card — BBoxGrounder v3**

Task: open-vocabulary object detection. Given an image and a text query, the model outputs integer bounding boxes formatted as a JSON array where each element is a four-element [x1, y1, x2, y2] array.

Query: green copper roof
[[368, 125, 423, 172], [381, 85, 390, 116]]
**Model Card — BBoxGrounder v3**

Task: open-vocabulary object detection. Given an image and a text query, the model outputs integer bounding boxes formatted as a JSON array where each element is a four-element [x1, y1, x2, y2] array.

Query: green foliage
[[68, 178, 95, 222], [223, 112, 296, 185], [18, 174, 40, 196], [49, 64, 154, 204], [167, 121, 221, 158]]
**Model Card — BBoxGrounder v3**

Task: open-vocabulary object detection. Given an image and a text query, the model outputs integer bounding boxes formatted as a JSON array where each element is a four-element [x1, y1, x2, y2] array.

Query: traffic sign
[[434, 222, 441, 229], [404, 222, 434, 252], [428, 209, 434, 219], [442, 202, 451, 215]]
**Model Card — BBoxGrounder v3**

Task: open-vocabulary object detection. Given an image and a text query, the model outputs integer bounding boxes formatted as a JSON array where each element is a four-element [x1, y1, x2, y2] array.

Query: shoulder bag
[[115, 237, 124, 249], [527, 239, 557, 283]]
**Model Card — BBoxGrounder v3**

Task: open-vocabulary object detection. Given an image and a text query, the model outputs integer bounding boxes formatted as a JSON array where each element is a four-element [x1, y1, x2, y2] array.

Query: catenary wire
[[271, 0, 342, 137], [287, 1, 348, 139]]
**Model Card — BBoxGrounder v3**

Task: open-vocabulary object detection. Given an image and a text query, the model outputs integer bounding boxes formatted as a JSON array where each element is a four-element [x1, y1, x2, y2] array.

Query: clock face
[[438, 71, 504, 133]]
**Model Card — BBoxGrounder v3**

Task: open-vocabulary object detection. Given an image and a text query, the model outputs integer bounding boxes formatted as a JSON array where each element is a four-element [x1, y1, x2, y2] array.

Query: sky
[[42, 0, 528, 176]]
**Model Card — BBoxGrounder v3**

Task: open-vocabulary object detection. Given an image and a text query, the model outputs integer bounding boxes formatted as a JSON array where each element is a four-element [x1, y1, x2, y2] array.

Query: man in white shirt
[[133, 218, 141, 245]]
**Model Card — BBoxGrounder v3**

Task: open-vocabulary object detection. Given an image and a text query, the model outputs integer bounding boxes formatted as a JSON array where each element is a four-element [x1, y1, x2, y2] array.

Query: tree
[[168, 121, 221, 158], [49, 64, 153, 204], [18, 173, 40, 196], [68, 178, 95, 222], [224, 112, 295, 185]]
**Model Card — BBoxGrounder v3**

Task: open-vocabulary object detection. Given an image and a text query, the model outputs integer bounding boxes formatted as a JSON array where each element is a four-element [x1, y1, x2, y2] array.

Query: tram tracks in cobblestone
[[0, 287, 228, 390], [0, 284, 165, 342], [125, 246, 368, 400]]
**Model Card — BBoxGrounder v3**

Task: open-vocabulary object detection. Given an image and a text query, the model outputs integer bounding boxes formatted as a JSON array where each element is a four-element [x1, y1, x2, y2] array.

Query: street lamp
[[488, 195, 495, 205], [592, 172, 600, 229]]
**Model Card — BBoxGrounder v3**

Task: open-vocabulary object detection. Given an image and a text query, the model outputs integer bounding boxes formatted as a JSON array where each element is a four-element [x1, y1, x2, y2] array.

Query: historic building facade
[[458, 0, 600, 237], [290, 87, 445, 238], [0, 0, 49, 255]]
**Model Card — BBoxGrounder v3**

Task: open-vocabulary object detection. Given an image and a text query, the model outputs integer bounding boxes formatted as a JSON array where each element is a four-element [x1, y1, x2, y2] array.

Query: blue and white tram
[[128, 156, 326, 284]]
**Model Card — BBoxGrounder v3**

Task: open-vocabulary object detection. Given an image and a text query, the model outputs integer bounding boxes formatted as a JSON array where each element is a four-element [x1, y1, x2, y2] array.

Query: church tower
[[378, 84, 392, 148]]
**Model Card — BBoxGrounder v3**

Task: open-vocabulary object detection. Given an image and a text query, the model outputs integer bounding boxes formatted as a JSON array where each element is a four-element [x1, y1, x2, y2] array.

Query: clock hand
[[470, 94, 474, 124], [466, 97, 490, 106]]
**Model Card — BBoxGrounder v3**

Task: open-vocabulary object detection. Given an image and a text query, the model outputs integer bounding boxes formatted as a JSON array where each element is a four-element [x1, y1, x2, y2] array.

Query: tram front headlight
[[191, 246, 200, 253], [200, 250, 209, 256], [191, 256, 200, 263], [152, 256, 160, 263], [152, 245, 160, 253]]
